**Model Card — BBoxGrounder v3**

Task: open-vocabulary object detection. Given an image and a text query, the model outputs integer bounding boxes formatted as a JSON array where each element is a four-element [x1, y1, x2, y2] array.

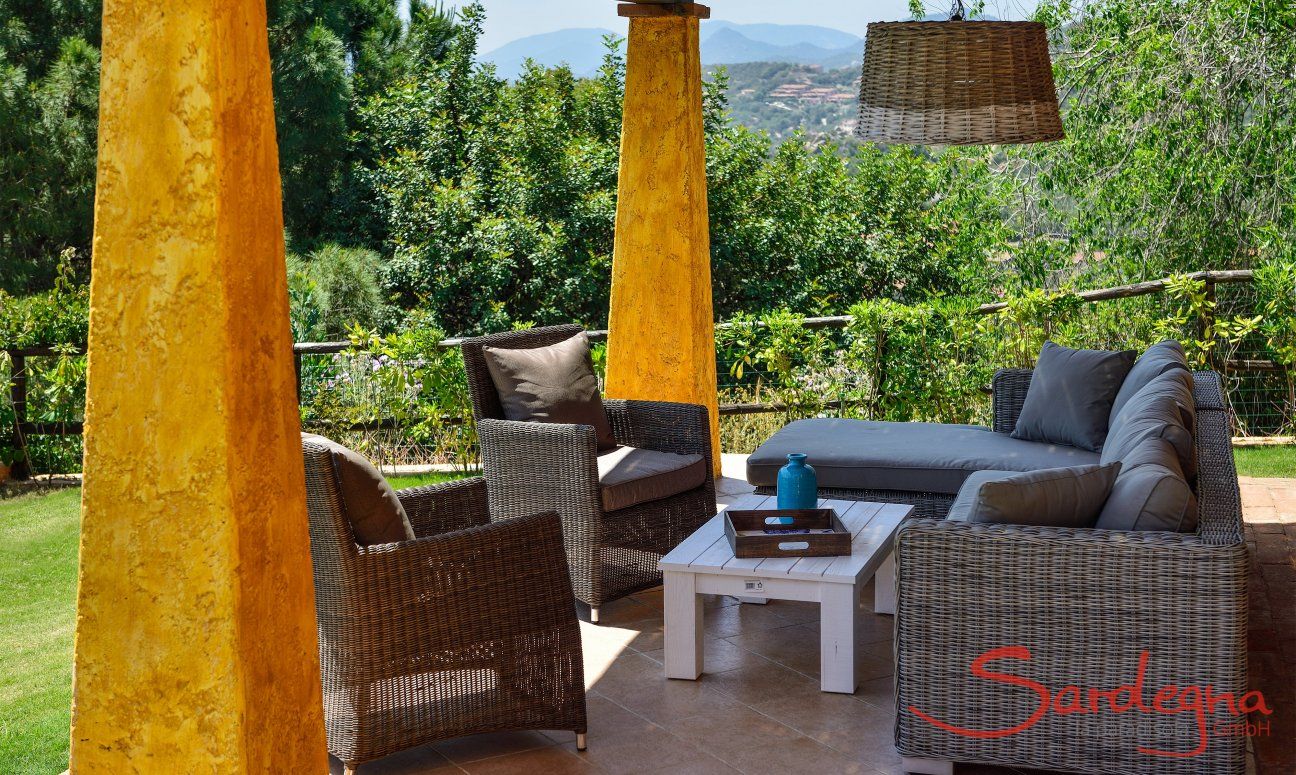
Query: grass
[[1233, 444, 1296, 478], [385, 470, 471, 490], [0, 489, 79, 775]]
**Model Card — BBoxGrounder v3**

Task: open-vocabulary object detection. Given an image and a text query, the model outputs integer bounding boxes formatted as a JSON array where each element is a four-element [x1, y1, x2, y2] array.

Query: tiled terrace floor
[[332, 457, 1296, 775]]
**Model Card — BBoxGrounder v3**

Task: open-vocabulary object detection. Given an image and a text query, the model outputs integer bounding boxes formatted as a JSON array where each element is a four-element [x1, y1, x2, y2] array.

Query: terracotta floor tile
[[666, 705, 874, 774], [590, 652, 746, 725], [459, 746, 597, 774], [431, 731, 553, 764], [329, 749, 460, 774]]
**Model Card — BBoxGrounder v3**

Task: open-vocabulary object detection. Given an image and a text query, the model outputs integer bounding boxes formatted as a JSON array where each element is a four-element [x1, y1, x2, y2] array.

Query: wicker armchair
[[894, 371, 1248, 775], [302, 439, 588, 774], [461, 325, 716, 622]]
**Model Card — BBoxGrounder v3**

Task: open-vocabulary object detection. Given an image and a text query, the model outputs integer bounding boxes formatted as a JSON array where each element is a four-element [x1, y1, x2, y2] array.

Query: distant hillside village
[[717, 62, 862, 143], [482, 21, 867, 143]]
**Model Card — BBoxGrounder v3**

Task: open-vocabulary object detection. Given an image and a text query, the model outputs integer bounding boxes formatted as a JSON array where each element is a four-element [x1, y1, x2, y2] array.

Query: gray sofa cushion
[[597, 446, 706, 512], [1111, 340, 1189, 420], [747, 419, 1099, 495], [1012, 342, 1136, 452], [303, 433, 415, 546], [1096, 457, 1198, 533], [947, 463, 1122, 527], [482, 332, 617, 450], [1101, 369, 1195, 479]]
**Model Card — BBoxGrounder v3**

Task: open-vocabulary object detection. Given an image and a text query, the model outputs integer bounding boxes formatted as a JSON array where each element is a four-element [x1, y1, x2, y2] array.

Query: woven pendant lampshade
[[856, 18, 1064, 145]]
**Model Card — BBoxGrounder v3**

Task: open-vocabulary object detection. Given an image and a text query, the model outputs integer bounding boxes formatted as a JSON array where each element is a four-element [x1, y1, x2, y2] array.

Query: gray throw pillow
[[947, 463, 1121, 527], [302, 433, 415, 546], [1101, 369, 1196, 480], [483, 332, 617, 450], [1111, 340, 1189, 421], [1096, 459, 1198, 533], [1011, 342, 1136, 452]]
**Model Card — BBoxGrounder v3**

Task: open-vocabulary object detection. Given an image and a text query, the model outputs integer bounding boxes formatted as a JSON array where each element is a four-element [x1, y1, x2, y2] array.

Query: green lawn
[[0, 489, 80, 775], [1233, 444, 1296, 478]]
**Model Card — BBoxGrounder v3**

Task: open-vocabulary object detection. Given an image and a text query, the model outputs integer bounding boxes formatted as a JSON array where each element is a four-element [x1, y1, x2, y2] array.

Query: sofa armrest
[[603, 399, 713, 461], [396, 476, 491, 538], [893, 518, 1248, 773], [991, 368, 1033, 434]]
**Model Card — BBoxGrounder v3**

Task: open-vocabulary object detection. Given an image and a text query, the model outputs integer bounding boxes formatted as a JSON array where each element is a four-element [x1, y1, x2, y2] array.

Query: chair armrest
[[353, 511, 583, 659], [603, 399, 713, 460], [894, 518, 1248, 772], [991, 368, 1033, 434], [475, 418, 602, 522], [396, 476, 491, 538]]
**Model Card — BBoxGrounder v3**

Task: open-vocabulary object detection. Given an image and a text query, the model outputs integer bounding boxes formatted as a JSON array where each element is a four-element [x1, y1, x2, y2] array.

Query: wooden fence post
[[8, 353, 29, 480]]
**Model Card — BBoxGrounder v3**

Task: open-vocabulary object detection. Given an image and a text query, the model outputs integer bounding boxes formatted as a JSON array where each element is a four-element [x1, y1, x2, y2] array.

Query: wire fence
[[4, 269, 1292, 477]]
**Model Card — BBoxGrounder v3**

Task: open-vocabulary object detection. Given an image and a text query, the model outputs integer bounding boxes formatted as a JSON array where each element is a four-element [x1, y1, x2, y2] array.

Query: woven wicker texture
[[302, 441, 587, 769], [893, 371, 1247, 774], [857, 21, 1064, 145], [461, 326, 716, 613]]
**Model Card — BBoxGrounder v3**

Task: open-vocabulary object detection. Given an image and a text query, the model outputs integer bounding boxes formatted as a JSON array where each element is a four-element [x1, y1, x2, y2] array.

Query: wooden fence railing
[[4, 268, 1285, 479]]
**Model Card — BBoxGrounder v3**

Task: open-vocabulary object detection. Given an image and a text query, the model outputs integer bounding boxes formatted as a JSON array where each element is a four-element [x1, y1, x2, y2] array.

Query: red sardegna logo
[[909, 646, 1272, 758]]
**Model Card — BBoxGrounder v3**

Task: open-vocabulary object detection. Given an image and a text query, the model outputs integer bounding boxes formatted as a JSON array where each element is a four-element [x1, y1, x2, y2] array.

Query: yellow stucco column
[[606, 2, 721, 474], [69, 0, 327, 772]]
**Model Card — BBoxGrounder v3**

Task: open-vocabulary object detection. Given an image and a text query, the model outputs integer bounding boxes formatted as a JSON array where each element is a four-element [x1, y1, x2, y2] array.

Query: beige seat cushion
[[303, 433, 414, 546], [597, 446, 706, 512]]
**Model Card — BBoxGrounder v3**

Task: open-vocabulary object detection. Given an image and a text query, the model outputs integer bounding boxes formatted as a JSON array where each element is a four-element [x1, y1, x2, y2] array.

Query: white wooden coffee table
[[658, 493, 912, 694]]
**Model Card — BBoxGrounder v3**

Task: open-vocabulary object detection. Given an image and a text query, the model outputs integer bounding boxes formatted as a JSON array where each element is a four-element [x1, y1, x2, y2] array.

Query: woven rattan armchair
[[302, 440, 588, 774], [461, 325, 716, 622], [893, 371, 1248, 775]]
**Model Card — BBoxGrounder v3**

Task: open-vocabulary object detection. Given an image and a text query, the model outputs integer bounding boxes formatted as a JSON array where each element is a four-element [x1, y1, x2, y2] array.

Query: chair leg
[[576, 732, 588, 752], [343, 764, 358, 775], [590, 607, 599, 624]]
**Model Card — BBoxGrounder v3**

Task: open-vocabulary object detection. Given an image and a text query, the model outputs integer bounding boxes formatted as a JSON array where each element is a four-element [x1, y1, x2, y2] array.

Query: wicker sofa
[[749, 368, 1247, 775]]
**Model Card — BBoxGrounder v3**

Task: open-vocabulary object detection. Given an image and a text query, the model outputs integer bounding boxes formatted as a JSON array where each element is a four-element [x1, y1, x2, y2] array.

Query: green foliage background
[[1, 0, 1295, 468]]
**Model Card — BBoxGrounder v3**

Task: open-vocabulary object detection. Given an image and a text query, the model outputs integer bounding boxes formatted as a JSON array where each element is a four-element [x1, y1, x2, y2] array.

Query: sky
[[403, 1, 1040, 53]]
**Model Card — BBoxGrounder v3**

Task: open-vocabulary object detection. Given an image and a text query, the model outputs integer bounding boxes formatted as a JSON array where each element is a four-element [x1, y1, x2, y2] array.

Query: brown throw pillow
[[302, 433, 415, 546], [482, 332, 617, 450]]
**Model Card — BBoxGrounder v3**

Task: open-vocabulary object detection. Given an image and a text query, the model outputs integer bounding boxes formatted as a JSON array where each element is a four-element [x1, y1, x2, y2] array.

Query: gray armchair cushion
[[1096, 458, 1198, 533], [482, 332, 617, 450], [1011, 342, 1136, 452], [303, 433, 415, 545], [1101, 369, 1195, 479], [597, 446, 707, 512], [747, 419, 1098, 495], [947, 463, 1121, 527], [1111, 340, 1189, 420]]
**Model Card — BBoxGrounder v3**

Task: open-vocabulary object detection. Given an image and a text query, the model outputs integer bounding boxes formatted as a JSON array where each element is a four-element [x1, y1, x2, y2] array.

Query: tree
[[0, 0, 457, 292], [1007, 0, 1296, 282]]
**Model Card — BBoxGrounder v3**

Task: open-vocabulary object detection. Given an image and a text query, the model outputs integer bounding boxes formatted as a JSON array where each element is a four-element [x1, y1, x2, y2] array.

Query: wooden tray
[[723, 508, 850, 558]]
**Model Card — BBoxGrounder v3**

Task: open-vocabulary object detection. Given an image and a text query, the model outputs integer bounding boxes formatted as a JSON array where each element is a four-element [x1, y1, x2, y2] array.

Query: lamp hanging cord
[[950, 0, 965, 20]]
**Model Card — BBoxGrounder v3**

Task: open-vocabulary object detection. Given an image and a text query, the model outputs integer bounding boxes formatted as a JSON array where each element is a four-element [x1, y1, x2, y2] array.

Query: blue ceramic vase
[[776, 453, 817, 510]]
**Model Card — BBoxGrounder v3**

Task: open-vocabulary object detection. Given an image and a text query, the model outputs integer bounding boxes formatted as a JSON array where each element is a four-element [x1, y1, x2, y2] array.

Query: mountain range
[[481, 20, 866, 80]]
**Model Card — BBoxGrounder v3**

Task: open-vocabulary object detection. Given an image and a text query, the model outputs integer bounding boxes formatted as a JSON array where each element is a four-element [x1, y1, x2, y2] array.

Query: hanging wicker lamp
[[856, 3, 1063, 145]]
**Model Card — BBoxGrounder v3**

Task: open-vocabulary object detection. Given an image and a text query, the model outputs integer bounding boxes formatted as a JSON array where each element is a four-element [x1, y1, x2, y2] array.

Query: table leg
[[819, 582, 857, 693], [874, 552, 896, 615], [663, 571, 702, 680]]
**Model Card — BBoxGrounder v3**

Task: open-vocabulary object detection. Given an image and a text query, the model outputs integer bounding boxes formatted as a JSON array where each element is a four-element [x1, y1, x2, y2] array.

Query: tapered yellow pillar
[[606, 1, 721, 473], [69, 0, 327, 772]]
